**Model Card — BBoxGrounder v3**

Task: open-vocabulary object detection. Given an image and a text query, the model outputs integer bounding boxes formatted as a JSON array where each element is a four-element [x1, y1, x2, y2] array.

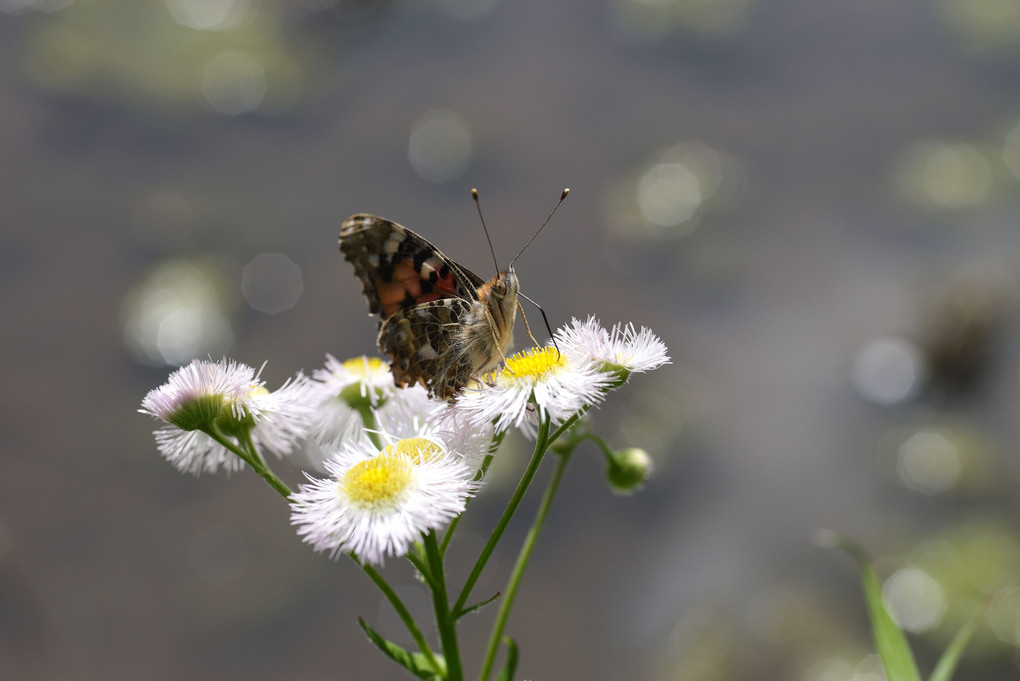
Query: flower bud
[[606, 447, 653, 495]]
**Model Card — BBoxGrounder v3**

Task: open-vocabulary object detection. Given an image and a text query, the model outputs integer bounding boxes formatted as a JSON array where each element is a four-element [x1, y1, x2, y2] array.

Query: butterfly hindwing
[[379, 298, 476, 400]]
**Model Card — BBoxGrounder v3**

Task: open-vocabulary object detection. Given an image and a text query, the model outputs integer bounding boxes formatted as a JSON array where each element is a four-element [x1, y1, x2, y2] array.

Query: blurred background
[[5, 0, 1020, 679]]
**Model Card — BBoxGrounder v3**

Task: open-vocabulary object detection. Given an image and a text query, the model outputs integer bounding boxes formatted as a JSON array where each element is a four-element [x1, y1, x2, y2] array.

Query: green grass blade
[[859, 561, 923, 681], [816, 530, 922, 681], [928, 600, 989, 681]]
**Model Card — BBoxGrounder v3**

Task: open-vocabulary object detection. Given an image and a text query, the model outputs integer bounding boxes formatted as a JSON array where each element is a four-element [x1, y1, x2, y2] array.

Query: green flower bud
[[166, 393, 226, 431], [606, 447, 653, 495]]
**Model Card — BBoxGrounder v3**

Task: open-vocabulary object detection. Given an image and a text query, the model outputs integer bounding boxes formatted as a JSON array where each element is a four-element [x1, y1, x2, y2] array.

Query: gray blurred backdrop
[[5, 1, 1020, 679]]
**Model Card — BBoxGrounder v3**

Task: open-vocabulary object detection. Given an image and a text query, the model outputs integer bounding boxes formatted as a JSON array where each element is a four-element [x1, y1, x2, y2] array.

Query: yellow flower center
[[341, 454, 413, 508], [342, 356, 388, 376], [499, 346, 567, 380], [386, 437, 444, 464]]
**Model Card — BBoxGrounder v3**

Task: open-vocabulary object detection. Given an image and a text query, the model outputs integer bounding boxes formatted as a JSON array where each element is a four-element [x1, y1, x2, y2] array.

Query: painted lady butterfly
[[339, 213, 520, 401]]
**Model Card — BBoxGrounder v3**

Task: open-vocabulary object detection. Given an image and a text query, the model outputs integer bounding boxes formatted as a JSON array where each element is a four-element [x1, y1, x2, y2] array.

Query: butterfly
[[339, 214, 520, 401]]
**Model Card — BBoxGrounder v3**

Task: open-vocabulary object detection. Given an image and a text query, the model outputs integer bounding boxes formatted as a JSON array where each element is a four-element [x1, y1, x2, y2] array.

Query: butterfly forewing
[[339, 213, 518, 401], [340, 215, 482, 316]]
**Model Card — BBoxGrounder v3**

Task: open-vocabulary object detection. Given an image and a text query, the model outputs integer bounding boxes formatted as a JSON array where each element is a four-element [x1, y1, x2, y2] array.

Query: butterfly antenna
[[510, 188, 569, 267], [518, 291, 560, 355], [472, 188, 501, 275]]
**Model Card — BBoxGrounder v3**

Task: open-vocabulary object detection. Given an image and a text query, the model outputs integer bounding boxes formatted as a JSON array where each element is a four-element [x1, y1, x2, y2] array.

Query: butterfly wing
[[340, 214, 488, 399], [378, 298, 477, 400], [339, 214, 483, 318]]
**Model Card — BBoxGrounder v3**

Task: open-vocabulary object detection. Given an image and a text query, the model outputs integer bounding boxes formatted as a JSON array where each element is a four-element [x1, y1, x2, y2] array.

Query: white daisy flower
[[152, 427, 245, 475], [141, 358, 314, 475], [290, 431, 484, 565], [244, 374, 315, 457], [456, 345, 614, 435], [140, 358, 258, 430], [555, 316, 670, 376], [303, 355, 440, 447]]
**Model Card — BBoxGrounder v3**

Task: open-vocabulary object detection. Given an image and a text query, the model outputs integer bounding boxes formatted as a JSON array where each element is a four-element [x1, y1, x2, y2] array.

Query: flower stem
[[477, 448, 572, 681], [452, 418, 551, 617], [356, 404, 383, 450], [424, 531, 463, 681], [440, 430, 506, 557], [203, 426, 292, 500], [358, 559, 443, 675]]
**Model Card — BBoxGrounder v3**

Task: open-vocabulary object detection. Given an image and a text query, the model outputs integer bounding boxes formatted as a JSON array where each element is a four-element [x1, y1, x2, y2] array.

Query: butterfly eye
[[492, 279, 507, 296]]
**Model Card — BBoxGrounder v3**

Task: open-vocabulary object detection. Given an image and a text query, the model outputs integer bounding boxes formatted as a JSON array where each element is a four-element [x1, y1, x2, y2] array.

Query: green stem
[[478, 449, 572, 681], [203, 426, 292, 500], [424, 531, 463, 681], [452, 418, 551, 617], [440, 430, 506, 557], [575, 432, 614, 461], [359, 560, 443, 675], [356, 403, 383, 450]]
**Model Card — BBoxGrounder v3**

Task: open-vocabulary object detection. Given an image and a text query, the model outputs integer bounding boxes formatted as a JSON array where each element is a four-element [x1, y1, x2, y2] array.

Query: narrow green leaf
[[493, 637, 519, 681], [358, 617, 444, 681], [454, 591, 501, 619], [928, 601, 989, 681], [858, 561, 922, 681], [816, 531, 922, 681]]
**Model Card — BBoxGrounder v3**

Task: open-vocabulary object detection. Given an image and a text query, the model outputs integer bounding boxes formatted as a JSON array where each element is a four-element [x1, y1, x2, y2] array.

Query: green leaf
[[858, 561, 922, 681], [454, 591, 501, 619], [494, 637, 519, 681], [928, 601, 988, 681], [358, 617, 444, 681], [817, 531, 921, 681]]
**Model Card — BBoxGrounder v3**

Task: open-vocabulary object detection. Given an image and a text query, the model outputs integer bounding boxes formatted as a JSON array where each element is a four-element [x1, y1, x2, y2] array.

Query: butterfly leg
[[517, 300, 541, 349]]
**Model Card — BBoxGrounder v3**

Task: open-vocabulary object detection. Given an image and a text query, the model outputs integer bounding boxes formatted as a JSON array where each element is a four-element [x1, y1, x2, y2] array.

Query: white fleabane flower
[[304, 355, 440, 446], [247, 374, 315, 457], [140, 358, 258, 430], [153, 427, 245, 474], [290, 431, 484, 565], [456, 346, 613, 435], [141, 358, 314, 475], [555, 316, 670, 375]]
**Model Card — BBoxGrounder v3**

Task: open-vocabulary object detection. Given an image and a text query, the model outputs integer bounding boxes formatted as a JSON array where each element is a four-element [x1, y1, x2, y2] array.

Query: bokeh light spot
[[121, 258, 236, 367], [883, 566, 947, 633], [241, 253, 303, 314], [165, 0, 250, 31], [851, 337, 926, 406], [638, 162, 703, 230], [896, 141, 994, 209], [200, 51, 267, 116], [612, 141, 744, 241], [987, 587, 1020, 646], [939, 0, 1020, 52], [408, 109, 473, 183], [897, 429, 962, 494]]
